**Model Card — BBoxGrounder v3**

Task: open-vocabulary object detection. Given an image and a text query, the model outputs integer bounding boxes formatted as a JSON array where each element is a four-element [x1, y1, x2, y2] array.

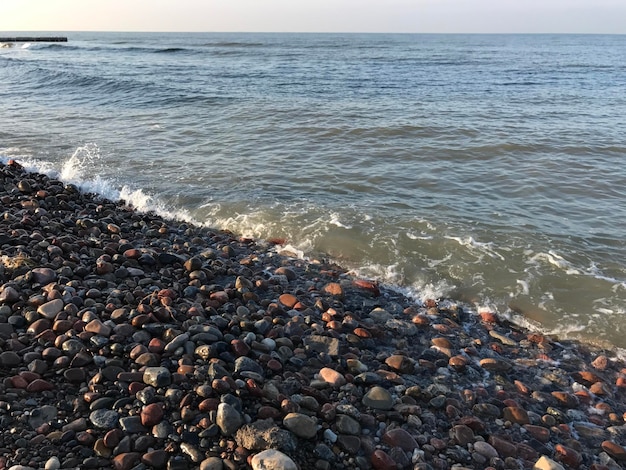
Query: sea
[[1, 32, 625, 348]]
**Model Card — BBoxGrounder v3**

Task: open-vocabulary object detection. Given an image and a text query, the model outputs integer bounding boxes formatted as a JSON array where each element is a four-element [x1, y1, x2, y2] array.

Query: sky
[[2, 0, 625, 34]]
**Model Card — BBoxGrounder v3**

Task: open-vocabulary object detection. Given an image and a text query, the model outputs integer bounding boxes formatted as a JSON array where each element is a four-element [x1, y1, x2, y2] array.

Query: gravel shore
[[0, 159, 625, 470]]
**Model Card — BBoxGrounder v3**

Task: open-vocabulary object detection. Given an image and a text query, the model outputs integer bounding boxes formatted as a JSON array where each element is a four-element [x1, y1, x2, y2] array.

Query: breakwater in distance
[[1, 31, 626, 348]]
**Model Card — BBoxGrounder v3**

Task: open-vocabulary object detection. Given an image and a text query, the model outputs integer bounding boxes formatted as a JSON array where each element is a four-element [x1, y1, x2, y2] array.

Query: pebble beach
[[1, 158, 625, 470]]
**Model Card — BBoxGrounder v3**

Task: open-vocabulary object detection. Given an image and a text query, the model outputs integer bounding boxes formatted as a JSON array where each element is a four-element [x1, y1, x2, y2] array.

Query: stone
[[450, 424, 474, 446], [533, 455, 565, 470], [199, 457, 224, 470], [0, 351, 21, 367], [112, 452, 141, 470], [303, 335, 341, 356], [479, 357, 512, 372], [362, 386, 393, 410], [488, 435, 517, 458], [385, 354, 415, 373], [234, 356, 264, 376], [319, 367, 346, 387], [371, 449, 397, 470], [283, 412, 318, 439], [474, 441, 498, 459], [601, 441, 626, 461], [235, 419, 296, 453], [143, 366, 171, 387], [382, 428, 419, 451], [141, 450, 169, 468], [335, 414, 361, 435], [141, 403, 164, 427], [26, 379, 54, 392], [44, 457, 61, 470], [37, 299, 64, 319], [503, 406, 530, 424], [250, 449, 297, 470], [216, 403, 243, 436], [89, 409, 119, 429], [31, 267, 56, 284], [85, 319, 111, 336]]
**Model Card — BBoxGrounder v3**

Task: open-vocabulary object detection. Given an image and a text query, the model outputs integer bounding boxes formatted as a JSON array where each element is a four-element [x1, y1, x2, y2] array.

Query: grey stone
[[143, 366, 172, 387], [303, 335, 341, 357], [216, 403, 243, 436], [250, 450, 297, 470], [234, 356, 264, 376], [283, 412, 318, 439], [89, 409, 119, 429]]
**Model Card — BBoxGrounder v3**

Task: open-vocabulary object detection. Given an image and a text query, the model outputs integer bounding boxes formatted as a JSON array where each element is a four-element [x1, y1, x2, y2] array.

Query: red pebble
[[555, 444, 582, 468], [371, 449, 398, 470]]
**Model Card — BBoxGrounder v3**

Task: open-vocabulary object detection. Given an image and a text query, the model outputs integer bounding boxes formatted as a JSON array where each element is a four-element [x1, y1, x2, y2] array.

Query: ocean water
[[1, 32, 626, 348]]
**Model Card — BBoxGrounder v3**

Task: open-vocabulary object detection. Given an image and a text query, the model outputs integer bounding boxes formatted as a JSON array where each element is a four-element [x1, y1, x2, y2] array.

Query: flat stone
[[141, 403, 164, 427], [234, 356, 264, 376], [319, 367, 346, 387], [385, 354, 415, 373], [90, 409, 119, 429], [503, 406, 530, 424], [0, 351, 21, 367], [283, 412, 318, 439], [250, 449, 297, 470], [382, 428, 418, 451], [303, 335, 341, 357], [119, 416, 147, 433], [31, 267, 57, 284], [480, 357, 512, 372], [489, 330, 518, 346], [450, 424, 474, 446], [362, 386, 393, 410], [85, 319, 111, 336], [601, 441, 626, 461], [164, 333, 189, 352], [335, 414, 361, 435], [488, 435, 517, 458], [37, 299, 64, 319], [112, 452, 141, 470], [473, 441, 499, 459]]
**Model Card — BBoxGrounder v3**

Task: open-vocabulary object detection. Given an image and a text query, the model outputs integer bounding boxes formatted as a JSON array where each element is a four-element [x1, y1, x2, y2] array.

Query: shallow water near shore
[[1, 32, 626, 347]]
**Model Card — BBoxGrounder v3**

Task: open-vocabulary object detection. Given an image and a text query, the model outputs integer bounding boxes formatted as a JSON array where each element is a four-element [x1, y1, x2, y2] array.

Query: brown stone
[[385, 354, 414, 374], [26, 379, 54, 392], [450, 424, 474, 446], [323, 282, 344, 297], [480, 357, 512, 372], [112, 452, 141, 470], [382, 428, 418, 452], [449, 355, 468, 371], [601, 441, 626, 461], [141, 403, 164, 427], [555, 444, 582, 468], [278, 293, 298, 308], [523, 424, 550, 443], [371, 449, 398, 470], [488, 435, 517, 458], [319, 367, 346, 387], [502, 406, 530, 425]]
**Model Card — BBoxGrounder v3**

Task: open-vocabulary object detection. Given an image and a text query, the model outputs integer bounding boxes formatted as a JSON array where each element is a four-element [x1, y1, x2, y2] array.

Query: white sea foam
[[444, 235, 506, 261]]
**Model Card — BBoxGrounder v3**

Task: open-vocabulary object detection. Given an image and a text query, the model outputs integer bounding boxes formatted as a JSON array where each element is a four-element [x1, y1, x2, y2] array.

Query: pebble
[[319, 367, 346, 387], [362, 386, 394, 410], [0, 161, 624, 470], [216, 403, 243, 436], [283, 412, 318, 439]]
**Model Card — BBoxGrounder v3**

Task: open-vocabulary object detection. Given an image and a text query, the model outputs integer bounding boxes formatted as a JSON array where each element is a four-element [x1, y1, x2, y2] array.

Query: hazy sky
[[2, 0, 625, 34]]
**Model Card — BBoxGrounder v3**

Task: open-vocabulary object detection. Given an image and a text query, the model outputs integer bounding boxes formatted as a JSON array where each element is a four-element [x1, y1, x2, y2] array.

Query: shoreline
[[0, 158, 625, 470]]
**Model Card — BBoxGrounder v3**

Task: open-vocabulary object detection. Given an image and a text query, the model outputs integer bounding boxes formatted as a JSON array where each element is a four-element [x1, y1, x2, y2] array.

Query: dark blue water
[[1, 32, 626, 347]]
